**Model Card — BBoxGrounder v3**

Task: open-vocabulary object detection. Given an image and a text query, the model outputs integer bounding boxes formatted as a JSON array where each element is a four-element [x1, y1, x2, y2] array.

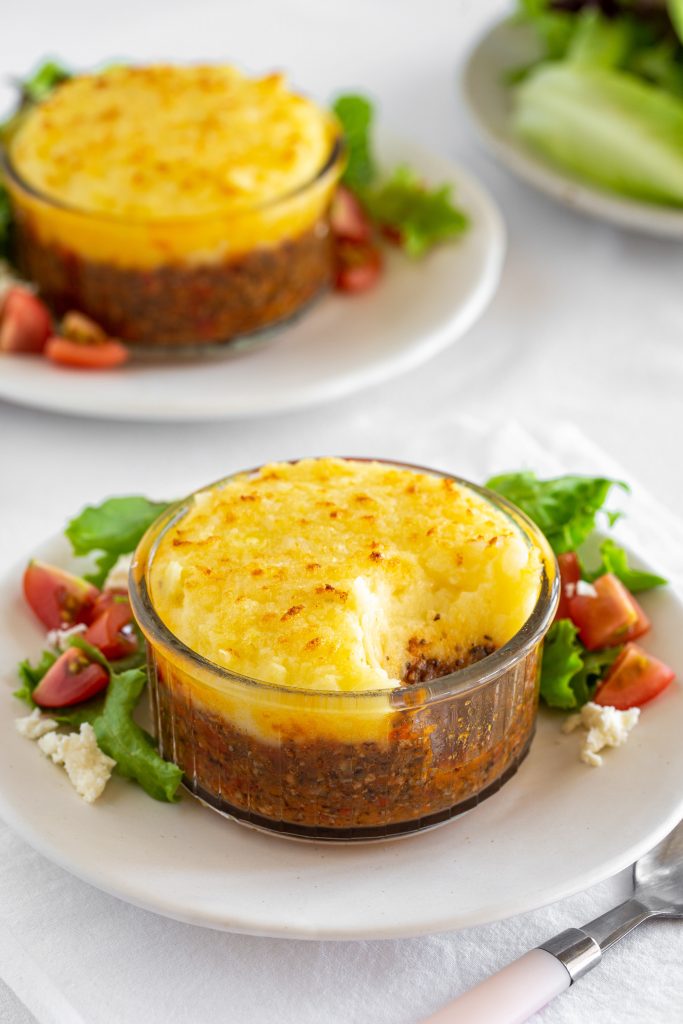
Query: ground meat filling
[[402, 640, 497, 685], [12, 219, 332, 347]]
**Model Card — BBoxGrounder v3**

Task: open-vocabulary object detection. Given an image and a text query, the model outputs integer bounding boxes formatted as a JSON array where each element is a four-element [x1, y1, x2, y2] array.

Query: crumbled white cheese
[[15, 708, 58, 740], [104, 553, 133, 592], [38, 723, 116, 803], [574, 580, 598, 598], [46, 622, 87, 651], [563, 701, 640, 767]]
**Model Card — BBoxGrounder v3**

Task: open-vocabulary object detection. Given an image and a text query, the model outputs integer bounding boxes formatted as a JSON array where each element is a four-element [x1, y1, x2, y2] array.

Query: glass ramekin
[[1, 135, 344, 350], [129, 460, 559, 841]]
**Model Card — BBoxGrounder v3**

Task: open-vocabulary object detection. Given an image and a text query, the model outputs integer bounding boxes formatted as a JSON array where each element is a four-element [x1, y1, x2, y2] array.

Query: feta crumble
[[15, 708, 58, 740], [104, 553, 133, 592], [38, 723, 116, 803], [46, 622, 87, 651], [563, 701, 640, 767]]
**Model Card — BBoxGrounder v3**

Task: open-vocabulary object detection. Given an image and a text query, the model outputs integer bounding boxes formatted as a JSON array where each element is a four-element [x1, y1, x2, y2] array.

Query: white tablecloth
[[1, 1, 683, 1021]]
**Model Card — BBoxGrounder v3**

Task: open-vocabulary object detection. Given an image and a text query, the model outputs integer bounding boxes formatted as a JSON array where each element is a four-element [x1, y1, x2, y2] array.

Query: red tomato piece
[[330, 186, 372, 243], [568, 573, 650, 650], [45, 336, 129, 369], [33, 647, 109, 708], [0, 288, 52, 353], [335, 241, 383, 293], [61, 310, 107, 345], [594, 642, 675, 710], [555, 551, 581, 621], [379, 224, 404, 246], [85, 600, 138, 660], [90, 588, 129, 619], [23, 561, 100, 630]]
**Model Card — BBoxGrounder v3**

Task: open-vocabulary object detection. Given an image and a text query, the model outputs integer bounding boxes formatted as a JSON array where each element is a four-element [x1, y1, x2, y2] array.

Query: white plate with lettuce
[[1, 474, 683, 939], [463, 3, 683, 237], [0, 80, 505, 422]]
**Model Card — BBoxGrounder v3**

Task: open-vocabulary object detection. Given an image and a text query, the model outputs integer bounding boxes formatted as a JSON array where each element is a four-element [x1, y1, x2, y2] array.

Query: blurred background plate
[[0, 132, 504, 423], [462, 18, 683, 238]]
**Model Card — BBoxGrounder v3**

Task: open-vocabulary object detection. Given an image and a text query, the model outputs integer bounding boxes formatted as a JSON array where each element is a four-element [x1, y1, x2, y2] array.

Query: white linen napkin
[[1, 416, 681, 1024]]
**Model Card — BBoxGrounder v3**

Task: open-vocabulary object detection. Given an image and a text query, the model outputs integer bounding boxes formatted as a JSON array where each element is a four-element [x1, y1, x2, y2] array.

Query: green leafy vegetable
[[332, 94, 377, 190], [93, 667, 182, 803], [513, 63, 683, 206], [361, 166, 469, 258], [485, 471, 624, 555], [65, 636, 181, 801], [585, 538, 668, 592], [65, 496, 169, 587], [20, 60, 70, 105], [669, 0, 683, 46], [540, 620, 585, 708], [14, 650, 56, 707], [540, 620, 621, 709], [566, 9, 634, 69], [569, 645, 623, 707]]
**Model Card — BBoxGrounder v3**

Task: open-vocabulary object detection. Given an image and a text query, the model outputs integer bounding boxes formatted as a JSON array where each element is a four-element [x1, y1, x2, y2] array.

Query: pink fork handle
[[422, 948, 571, 1024]]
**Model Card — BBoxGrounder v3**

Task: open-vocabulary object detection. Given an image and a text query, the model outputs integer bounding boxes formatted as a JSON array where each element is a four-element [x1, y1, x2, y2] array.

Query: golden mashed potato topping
[[10, 65, 336, 218], [149, 459, 545, 693]]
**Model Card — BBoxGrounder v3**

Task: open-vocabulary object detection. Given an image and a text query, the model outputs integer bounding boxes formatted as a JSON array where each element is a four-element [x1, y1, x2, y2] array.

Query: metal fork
[[422, 819, 683, 1023]]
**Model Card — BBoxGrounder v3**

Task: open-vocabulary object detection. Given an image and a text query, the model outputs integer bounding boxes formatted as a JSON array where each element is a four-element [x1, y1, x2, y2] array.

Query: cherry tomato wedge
[[555, 551, 581, 621], [330, 186, 372, 243], [0, 288, 52, 353], [85, 600, 138, 660], [568, 573, 650, 650], [594, 642, 675, 710], [33, 647, 109, 708], [23, 561, 99, 630], [335, 241, 383, 293], [45, 336, 129, 369], [90, 588, 129, 620]]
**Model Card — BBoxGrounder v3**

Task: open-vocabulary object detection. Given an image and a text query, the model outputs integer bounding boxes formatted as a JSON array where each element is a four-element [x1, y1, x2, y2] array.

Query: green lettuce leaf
[[332, 94, 377, 190], [566, 9, 634, 69], [512, 63, 683, 206], [585, 538, 668, 592], [539, 620, 584, 708], [569, 644, 623, 707], [20, 60, 70, 104], [65, 495, 169, 587], [93, 667, 182, 803], [485, 471, 624, 554], [361, 166, 469, 258]]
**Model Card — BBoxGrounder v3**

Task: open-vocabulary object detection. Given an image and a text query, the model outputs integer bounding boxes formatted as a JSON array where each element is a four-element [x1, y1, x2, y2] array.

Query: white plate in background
[[462, 19, 683, 238], [0, 132, 505, 422]]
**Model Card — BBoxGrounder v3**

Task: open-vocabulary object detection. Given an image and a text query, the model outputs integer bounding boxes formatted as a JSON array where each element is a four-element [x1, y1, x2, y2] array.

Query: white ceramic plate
[[462, 19, 683, 238], [0, 133, 504, 422], [1, 532, 683, 940]]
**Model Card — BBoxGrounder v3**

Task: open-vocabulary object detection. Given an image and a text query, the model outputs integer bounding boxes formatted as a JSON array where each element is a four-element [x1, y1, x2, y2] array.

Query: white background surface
[[0, 0, 682, 1021]]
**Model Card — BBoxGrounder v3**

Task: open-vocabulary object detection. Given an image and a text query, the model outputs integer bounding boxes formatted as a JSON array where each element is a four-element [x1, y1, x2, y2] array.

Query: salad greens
[[65, 495, 170, 587], [586, 538, 667, 593], [539, 621, 623, 709], [332, 94, 376, 191], [511, 1, 683, 204], [15, 633, 181, 802], [485, 471, 624, 555], [332, 93, 469, 254], [487, 470, 668, 709], [92, 664, 182, 803]]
